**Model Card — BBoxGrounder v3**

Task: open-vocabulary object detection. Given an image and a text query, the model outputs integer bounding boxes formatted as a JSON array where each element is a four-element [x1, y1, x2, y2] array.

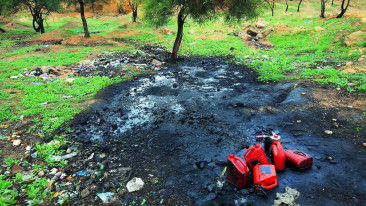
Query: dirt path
[[71, 55, 366, 205]]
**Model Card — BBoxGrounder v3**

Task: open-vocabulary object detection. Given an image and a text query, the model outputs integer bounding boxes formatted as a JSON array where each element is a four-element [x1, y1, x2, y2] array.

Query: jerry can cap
[[271, 134, 281, 140]]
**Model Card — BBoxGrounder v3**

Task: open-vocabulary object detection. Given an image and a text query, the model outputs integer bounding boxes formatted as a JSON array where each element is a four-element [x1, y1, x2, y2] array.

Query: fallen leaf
[[13, 131, 22, 135], [0, 125, 9, 129]]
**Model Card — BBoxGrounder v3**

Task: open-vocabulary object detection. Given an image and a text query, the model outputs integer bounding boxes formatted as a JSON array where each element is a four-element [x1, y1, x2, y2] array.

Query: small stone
[[38, 171, 45, 177], [81, 188, 91, 198], [296, 120, 302, 123], [127, 177, 144, 192], [332, 118, 337, 122], [23, 153, 30, 160], [50, 168, 58, 175], [324, 130, 333, 135], [327, 156, 333, 160], [188, 29, 195, 35], [13, 139, 21, 147]]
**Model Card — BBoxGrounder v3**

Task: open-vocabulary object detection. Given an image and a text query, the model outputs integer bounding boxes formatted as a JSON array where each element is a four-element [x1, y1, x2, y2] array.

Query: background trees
[[126, 0, 142, 22], [144, 0, 264, 60], [19, 0, 63, 33], [337, 0, 351, 18]]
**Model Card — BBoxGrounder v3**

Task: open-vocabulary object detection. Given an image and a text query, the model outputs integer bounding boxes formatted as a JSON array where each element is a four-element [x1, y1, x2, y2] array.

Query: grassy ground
[[0, 0, 365, 204]]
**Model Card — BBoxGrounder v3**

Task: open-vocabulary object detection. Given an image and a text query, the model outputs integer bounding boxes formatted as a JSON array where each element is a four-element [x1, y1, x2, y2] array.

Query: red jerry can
[[244, 144, 269, 171], [253, 164, 277, 189], [270, 135, 285, 171], [226, 154, 249, 189], [285, 150, 313, 170]]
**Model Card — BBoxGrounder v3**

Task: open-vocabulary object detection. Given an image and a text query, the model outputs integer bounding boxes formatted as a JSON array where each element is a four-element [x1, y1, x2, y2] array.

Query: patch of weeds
[[0, 175, 18, 205], [22, 178, 49, 205], [4, 157, 20, 167]]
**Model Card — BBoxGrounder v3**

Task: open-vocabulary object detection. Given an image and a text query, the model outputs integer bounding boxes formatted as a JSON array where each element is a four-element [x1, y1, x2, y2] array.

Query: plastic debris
[[13, 139, 21, 147], [127, 177, 144, 192], [272, 186, 300, 206], [96, 192, 115, 203], [10, 76, 19, 79], [76, 170, 93, 176]]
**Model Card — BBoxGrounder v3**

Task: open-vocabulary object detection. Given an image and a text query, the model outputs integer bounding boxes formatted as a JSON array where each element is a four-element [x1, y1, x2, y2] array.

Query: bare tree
[[264, 0, 275, 16], [297, 0, 303, 12], [126, 0, 142, 22], [285, 0, 289, 12], [77, 0, 90, 37], [336, 0, 350, 18], [320, 0, 328, 18]]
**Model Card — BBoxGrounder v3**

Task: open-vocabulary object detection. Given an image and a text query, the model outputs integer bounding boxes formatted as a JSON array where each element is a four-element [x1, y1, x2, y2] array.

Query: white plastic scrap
[[96, 192, 115, 203]]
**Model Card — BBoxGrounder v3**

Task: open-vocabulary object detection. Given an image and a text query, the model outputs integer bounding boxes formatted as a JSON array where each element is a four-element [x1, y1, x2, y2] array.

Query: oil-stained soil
[[70, 54, 366, 206]]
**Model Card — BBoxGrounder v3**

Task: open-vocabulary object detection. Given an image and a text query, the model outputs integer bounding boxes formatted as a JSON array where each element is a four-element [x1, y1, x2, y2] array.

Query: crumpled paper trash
[[272, 186, 300, 206]]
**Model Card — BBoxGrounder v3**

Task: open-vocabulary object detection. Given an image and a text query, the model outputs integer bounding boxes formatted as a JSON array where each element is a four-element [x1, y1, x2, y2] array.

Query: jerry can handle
[[233, 156, 246, 170], [244, 147, 253, 158], [294, 151, 306, 156], [263, 178, 277, 189]]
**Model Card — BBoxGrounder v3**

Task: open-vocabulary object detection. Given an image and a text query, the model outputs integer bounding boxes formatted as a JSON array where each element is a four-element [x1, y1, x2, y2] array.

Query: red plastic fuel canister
[[253, 164, 277, 189], [285, 150, 313, 170], [226, 154, 250, 189], [244, 144, 269, 171], [271, 135, 285, 171]]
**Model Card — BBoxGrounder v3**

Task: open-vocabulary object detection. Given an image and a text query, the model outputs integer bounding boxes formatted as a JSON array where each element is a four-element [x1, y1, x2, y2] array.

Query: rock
[[152, 59, 162, 65], [238, 32, 251, 41], [256, 20, 269, 29], [20, 170, 33, 181], [38, 170, 45, 177], [50, 168, 58, 175], [127, 177, 144, 192], [262, 28, 273, 37], [314, 26, 325, 31], [162, 28, 175, 36], [247, 28, 258, 37], [81, 188, 91, 198], [188, 29, 195, 35], [256, 33, 264, 39], [11, 164, 24, 175], [272, 186, 300, 206], [324, 130, 333, 135], [13, 139, 21, 147], [205, 193, 217, 201]]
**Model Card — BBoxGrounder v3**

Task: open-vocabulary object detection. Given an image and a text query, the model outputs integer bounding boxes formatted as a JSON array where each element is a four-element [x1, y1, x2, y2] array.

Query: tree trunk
[[171, 11, 185, 61], [78, 0, 90, 38], [32, 17, 40, 32], [132, 10, 137, 22], [336, 0, 350, 18], [320, 0, 326, 18], [39, 17, 45, 34], [297, 0, 303, 12]]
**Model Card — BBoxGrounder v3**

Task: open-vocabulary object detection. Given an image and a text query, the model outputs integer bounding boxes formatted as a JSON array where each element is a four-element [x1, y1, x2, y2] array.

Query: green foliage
[[144, 0, 264, 27], [0, 175, 18, 205]]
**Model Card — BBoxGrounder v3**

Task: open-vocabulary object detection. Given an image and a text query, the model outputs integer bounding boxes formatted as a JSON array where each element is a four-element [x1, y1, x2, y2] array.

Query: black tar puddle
[[71, 56, 366, 206]]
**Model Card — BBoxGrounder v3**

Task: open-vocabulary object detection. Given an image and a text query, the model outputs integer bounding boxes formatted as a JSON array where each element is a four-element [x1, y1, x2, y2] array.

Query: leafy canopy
[[143, 0, 265, 27]]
